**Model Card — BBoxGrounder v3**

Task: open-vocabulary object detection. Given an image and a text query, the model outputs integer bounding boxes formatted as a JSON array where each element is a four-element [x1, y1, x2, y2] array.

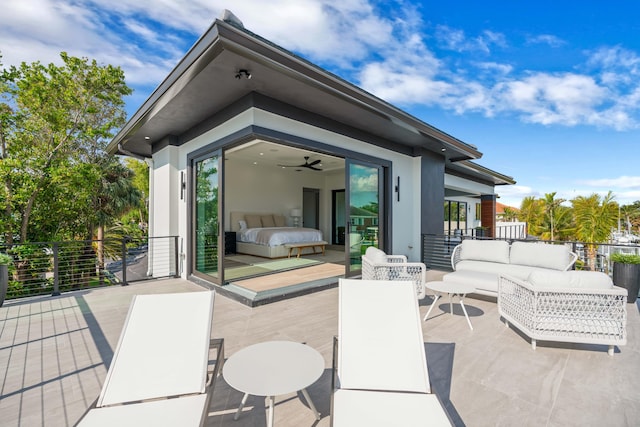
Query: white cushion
[[528, 270, 613, 290], [459, 240, 510, 264], [509, 242, 571, 271], [365, 246, 387, 264], [444, 270, 499, 292], [238, 220, 247, 230]]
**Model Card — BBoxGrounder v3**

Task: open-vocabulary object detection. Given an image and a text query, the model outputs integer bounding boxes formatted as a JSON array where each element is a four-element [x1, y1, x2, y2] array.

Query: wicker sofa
[[362, 247, 427, 299], [443, 240, 578, 297], [499, 272, 627, 356]]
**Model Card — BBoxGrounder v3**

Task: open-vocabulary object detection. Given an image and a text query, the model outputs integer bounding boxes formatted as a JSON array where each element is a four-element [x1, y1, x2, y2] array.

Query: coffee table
[[223, 341, 324, 427], [424, 281, 476, 330]]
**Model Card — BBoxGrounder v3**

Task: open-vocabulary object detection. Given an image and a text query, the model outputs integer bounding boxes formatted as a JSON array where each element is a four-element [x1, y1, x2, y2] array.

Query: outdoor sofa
[[443, 239, 578, 296], [499, 272, 627, 356], [441, 239, 626, 355]]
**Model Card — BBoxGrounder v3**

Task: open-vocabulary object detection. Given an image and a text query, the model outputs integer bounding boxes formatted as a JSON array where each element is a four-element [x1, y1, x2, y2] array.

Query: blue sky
[[2, 0, 639, 208]]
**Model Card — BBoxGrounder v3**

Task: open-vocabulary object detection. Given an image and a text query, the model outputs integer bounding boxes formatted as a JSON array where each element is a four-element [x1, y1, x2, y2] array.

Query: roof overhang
[[446, 160, 515, 187], [108, 17, 483, 162]]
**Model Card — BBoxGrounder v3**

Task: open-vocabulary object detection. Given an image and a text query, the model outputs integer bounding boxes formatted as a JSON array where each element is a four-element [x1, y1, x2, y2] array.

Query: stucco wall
[[151, 107, 424, 269]]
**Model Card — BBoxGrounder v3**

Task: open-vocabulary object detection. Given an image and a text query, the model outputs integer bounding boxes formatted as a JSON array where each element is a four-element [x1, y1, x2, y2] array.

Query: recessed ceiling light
[[144, 136, 150, 140], [259, 152, 264, 156], [253, 162, 258, 165]]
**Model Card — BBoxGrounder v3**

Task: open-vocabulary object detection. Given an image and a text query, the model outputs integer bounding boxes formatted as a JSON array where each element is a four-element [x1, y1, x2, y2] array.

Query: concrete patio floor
[[1, 276, 639, 427]]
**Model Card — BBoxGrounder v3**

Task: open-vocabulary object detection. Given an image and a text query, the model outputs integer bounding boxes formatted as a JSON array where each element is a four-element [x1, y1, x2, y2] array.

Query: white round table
[[424, 281, 476, 330], [223, 341, 324, 427]]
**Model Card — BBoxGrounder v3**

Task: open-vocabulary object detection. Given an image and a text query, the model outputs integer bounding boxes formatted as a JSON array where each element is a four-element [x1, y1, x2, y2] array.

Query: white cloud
[[526, 34, 565, 47], [579, 176, 640, 188], [2, 0, 640, 132]]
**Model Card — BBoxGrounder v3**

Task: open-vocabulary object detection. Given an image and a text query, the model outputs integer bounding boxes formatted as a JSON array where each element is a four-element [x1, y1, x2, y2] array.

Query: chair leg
[[608, 345, 614, 356], [531, 339, 536, 351]]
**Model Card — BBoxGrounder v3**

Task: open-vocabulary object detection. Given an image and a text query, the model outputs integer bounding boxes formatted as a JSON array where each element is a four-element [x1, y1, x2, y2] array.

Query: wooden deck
[[1, 276, 639, 427]]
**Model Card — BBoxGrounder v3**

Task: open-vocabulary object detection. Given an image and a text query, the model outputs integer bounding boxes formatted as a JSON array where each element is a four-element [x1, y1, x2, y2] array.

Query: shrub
[[610, 253, 640, 264], [0, 253, 12, 265]]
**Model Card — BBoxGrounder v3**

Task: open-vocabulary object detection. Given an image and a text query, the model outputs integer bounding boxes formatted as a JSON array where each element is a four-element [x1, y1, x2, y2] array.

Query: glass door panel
[[194, 154, 220, 281], [346, 161, 382, 275]]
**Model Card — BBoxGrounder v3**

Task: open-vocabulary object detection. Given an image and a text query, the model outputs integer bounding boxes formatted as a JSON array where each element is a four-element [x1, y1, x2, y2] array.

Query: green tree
[[0, 52, 132, 243], [92, 159, 143, 270], [539, 204, 574, 241], [571, 191, 618, 270], [518, 196, 544, 236], [543, 192, 565, 241], [500, 206, 519, 222], [123, 158, 149, 227]]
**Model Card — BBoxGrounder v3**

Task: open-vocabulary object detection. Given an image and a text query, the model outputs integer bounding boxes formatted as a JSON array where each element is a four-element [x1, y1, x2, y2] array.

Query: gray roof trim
[[447, 160, 516, 186]]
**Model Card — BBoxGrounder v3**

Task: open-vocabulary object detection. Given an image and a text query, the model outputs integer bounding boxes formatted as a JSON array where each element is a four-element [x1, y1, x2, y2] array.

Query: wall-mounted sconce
[[235, 69, 251, 79], [180, 171, 186, 200], [395, 176, 400, 202], [290, 208, 302, 227]]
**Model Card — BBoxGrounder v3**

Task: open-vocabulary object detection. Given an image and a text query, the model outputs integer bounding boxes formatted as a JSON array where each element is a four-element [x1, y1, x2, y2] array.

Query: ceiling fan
[[277, 156, 323, 171]]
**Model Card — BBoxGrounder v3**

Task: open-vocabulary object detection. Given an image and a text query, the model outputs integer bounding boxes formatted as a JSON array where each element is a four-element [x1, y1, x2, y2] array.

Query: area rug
[[231, 263, 345, 292], [224, 257, 320, 280]]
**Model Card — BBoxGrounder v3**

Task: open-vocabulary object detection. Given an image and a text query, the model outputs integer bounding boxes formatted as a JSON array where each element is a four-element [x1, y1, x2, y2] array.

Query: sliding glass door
[[346, 160, 383, 276], [193, 151, 221, 283]]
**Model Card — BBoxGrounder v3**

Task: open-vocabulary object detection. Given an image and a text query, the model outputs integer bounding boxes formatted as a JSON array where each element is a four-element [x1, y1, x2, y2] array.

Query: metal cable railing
[[0, 236, 178, 301]]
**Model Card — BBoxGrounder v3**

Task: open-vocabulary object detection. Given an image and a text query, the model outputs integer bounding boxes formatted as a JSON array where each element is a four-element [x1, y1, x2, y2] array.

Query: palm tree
[[571, 191, 618, 270], [540, 205, 574, 241], [519, 196, 544, 237], [543, 192, 565, 241], [501, 207, 519, 222], [92, 159, 143, 271]]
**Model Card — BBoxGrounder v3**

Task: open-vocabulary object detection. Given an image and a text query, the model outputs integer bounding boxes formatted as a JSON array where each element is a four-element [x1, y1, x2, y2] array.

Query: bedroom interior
[[217, 140, 351, 304]]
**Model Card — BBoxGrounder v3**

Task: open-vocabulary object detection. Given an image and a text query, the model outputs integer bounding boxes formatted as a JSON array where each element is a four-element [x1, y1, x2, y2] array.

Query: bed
[[229, 212, 324, 258]]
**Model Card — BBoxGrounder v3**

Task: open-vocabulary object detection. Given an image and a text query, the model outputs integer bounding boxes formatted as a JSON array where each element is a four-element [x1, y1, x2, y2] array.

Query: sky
[[2, 0, 640, 208]]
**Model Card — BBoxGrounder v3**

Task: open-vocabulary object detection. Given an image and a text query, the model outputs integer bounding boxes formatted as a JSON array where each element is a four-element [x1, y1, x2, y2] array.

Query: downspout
[[117, 144, 154, 277]]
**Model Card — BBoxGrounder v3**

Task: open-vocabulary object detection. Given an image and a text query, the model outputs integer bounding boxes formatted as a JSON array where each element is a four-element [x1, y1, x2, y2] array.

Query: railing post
[[174, 236, 180, 278], [52, 242, 60, 296], [121, 237, 128, 286]]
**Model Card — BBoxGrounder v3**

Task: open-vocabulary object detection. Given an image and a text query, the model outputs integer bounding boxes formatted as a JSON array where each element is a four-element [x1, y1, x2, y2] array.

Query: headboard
[[229, 212, 287, 231]]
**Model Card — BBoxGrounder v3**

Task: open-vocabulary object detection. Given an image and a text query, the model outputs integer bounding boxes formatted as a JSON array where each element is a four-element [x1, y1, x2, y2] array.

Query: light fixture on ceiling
[[235, 69, 251, 79]]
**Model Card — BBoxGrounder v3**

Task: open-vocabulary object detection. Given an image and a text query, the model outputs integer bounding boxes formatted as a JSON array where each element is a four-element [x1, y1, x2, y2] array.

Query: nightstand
[[224, 231, 236, 255]]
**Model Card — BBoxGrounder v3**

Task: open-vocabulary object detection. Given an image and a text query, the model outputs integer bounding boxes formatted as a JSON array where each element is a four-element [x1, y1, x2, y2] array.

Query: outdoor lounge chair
[[361, 247, 427, 299], [331, 279, 451, 426], [75, 291, 224, 427]]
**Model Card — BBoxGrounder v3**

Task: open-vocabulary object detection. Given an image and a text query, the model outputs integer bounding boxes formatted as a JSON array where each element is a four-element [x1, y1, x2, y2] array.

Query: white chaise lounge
[[75, 291, 224, 427], [331, 279, 451, 426]]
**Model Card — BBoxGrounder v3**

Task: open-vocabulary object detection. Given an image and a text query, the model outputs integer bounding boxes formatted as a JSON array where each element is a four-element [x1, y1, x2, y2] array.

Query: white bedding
[[237, 227, 323, 247]]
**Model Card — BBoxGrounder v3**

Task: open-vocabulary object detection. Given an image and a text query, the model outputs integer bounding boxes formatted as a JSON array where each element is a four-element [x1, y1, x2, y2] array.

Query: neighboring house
[[108, 11, 515, 293]]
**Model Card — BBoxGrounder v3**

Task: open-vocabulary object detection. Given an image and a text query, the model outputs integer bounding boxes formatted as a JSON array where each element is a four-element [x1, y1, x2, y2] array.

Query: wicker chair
[[361, 247, 426, 299], [498, 274, 627, 356]]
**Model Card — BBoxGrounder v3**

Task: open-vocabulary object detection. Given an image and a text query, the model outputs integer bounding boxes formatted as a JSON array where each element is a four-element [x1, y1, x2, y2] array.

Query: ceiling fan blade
[[307, 159, 321, 166], [308, 165, 323, 171]]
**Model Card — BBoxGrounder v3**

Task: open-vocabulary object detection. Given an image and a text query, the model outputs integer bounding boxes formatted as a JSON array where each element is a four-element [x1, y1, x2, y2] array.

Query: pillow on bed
[[238, 220, 247, 230], [245, 215, 262, 229], [261, 214, 276, 227], [273, 215, 286, 227]]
